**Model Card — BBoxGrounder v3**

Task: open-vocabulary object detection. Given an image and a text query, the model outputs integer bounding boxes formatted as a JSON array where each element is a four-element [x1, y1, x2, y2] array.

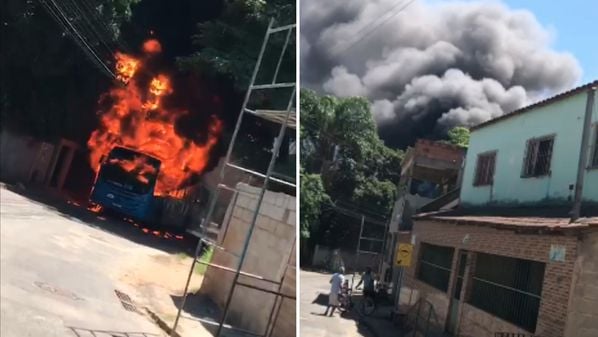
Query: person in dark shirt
[[356, 267, 375, 299]]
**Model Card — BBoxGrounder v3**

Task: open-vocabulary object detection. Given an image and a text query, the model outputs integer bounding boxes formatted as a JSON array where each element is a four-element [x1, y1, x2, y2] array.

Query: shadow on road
[[68, 326, 161, 337], [310, 290, 398, 337], [169, 292, 257, 337], [2, 183, 197, 256]]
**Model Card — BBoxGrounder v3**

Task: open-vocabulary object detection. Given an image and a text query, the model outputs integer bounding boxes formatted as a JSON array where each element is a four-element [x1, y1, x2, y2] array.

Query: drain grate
[[114, 289, 139, 313]]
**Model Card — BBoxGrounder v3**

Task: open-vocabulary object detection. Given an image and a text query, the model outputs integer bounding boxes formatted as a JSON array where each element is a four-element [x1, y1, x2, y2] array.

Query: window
[[591, 125, 598, 168], [416, 243, 454, 292], [522, 136, 554, 177], [474, 152, 496, 186], [468, 253, 545, 332]]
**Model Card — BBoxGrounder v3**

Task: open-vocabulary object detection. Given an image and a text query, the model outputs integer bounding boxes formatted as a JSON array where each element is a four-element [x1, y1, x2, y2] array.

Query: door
[[446, 251, 468, 335]]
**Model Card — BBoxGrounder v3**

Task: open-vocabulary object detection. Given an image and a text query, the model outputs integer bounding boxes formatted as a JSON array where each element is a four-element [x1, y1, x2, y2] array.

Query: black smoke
[[301, 0, 582, 148]]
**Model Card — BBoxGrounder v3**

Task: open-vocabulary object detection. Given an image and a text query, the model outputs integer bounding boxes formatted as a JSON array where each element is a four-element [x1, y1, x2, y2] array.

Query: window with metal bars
[[416, 243, 454, 292], [473, 151, 496, 186], [591, 125, 598, 168], [522, 136, 554, 177], [468, 253, 545, 333]]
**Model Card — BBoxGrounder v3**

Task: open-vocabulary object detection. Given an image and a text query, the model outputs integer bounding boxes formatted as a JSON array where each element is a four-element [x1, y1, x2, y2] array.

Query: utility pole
[[571, 85, 596, 222]]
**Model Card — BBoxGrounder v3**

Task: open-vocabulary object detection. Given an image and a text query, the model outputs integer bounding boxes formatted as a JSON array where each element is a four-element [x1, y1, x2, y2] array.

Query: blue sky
[[498, 0, 597, 84]]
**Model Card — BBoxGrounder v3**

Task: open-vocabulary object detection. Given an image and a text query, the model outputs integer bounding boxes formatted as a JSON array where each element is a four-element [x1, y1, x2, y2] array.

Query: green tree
[[175, 0, 296, 181], [177, 0, 295, 89], [0, 0, 138, 141], [446, 126, 470, 148], [300, 172, 329, 239], [300, 89, 403, 218]]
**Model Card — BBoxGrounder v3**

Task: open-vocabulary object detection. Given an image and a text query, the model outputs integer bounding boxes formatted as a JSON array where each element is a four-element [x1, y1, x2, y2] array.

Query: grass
[[173, 246, 214, 275], [194, 246, 214, 275]]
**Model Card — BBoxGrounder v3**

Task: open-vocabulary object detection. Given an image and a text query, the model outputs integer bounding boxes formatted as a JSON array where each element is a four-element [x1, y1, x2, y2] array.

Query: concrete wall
[[0, 129, 48, 183], [311, 244, 381, 273], [400, 220, 579, 337], [461, 89, 598, 206], [564, 231, 598, 337], [200, 183, 295, 337]]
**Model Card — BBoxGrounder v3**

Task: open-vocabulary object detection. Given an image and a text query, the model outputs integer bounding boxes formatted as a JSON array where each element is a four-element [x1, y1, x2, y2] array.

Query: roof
[[246, 109, 296, 129], [471, 80, 598, 132], [414, 205, 598, 232]]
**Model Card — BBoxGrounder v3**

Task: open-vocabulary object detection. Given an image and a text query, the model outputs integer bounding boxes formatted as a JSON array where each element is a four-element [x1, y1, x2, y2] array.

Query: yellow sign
[[395, 243, 413, 267]]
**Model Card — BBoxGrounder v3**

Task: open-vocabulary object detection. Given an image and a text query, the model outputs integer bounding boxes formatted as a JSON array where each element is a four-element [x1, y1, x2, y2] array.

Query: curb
[[145, 307, 182, 337]]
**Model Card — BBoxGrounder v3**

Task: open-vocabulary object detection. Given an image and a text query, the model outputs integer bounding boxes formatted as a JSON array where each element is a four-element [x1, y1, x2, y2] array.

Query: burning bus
[[89, 146, 161, 222], [86, 39, 222, 228]]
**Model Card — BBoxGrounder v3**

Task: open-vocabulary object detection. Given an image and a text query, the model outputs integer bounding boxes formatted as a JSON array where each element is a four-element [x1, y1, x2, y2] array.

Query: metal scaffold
[[171, 19, 296, 337]]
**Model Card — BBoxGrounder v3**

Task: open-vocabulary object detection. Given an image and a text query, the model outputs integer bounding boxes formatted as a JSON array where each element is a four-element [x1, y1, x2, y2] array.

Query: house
[[381, 139, 465, 303], [396, 81, 598, 337]]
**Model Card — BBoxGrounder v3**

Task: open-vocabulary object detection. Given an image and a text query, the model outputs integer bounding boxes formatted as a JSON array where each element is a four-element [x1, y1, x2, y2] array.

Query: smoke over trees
[[301, 0, 582, 148]]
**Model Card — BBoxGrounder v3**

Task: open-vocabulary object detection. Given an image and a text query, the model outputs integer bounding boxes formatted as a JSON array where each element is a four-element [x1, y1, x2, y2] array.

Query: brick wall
[[414, 139, 465, 164], [270, 240, 296, 337], [564, 231, 598, 337], [200, 183, 296, 337], [400, 220, 579, 337]]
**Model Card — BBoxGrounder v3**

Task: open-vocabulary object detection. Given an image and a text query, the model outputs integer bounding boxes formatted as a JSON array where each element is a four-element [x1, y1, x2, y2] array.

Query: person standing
[[324, 266, 345, 316], [356, 267, 375, 299]]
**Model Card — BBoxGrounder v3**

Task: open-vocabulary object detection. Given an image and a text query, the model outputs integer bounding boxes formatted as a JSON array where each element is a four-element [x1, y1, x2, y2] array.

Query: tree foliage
[[446, 126, 470, 148], [300, 89, 404, 241], [300, 172, 329, 239], [177, 0, 295, 90], [0, 0, 138, 142]]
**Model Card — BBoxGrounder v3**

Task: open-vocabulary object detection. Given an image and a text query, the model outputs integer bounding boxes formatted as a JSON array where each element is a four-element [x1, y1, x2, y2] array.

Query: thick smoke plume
[[301, 0, 582, 147]]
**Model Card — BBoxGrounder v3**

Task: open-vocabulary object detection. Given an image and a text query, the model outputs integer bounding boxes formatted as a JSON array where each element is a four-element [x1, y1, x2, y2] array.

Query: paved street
[[0, 185, 166, 337], [300, 270, 373, 337]]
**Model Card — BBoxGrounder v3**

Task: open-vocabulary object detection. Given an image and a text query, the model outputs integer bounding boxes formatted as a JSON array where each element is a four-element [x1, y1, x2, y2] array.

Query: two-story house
[[396, 81, 598, 337]]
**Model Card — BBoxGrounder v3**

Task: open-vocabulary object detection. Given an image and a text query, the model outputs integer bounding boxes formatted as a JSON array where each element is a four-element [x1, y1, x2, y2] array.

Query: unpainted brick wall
[[414, 139, 465, 164], [400, 220, 578, 337], [200, 183, 296, 337], [564, 230, 598, 337]]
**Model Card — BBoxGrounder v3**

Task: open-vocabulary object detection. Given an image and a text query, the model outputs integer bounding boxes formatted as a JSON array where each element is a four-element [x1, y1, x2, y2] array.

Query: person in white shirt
[[324, 266, 345, 316]]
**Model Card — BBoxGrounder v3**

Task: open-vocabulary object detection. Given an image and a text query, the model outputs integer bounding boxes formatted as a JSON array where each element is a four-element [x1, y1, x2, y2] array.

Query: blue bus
[[89, 146, 161, 223]]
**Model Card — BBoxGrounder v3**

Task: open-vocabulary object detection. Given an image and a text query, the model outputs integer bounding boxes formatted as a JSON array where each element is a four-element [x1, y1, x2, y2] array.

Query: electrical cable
[[39, 0, 116, 78], [332, 0, 417, 56], [39, 0, 111, 76]]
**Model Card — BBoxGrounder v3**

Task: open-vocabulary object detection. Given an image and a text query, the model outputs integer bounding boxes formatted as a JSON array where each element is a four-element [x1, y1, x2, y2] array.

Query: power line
[[332, 0, 417, 56], [342, 0, 410, 46], [63, 0, 116, 57], [78, 0, 132, 52], [39, 0, 109, 75], [38, 0, 116, 78]]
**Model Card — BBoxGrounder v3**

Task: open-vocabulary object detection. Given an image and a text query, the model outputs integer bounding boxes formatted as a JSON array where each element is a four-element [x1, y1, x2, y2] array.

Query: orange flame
[[115, 52, 139, 84], [143, 39, 162, 54], [109, 156, 157, 184], [88, 39, 222, 197], [88, 204, 103, 213]]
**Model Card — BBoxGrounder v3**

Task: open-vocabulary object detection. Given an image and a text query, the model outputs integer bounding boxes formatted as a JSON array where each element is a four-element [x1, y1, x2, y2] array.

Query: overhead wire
[[38, 0, 116, 78], [79, 0, 132, 52], [62, 0, 116, 57], [38, 0, 111, 77], [332, 0, 417, 56]]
